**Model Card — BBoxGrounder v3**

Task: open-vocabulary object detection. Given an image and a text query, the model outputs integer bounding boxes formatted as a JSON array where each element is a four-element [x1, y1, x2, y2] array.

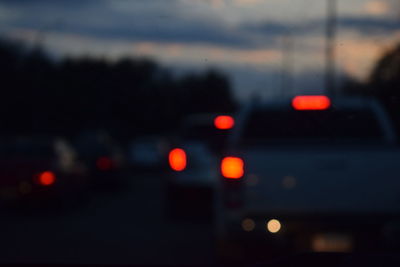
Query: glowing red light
[[38, 171, 56, 186], [221, 157, 244, 179], [169, 148, 187, 171], [214, 115, 235, 130], [292, 95, 331, 110], [97, 157, 113, 171]]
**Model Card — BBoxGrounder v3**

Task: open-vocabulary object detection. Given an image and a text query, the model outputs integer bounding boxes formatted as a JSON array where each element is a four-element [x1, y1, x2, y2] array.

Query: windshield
[[1, 0, 400, 266]]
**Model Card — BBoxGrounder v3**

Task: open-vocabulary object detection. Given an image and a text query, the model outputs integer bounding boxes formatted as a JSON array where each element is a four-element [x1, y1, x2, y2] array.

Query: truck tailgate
[[242, 147, 400, 214]]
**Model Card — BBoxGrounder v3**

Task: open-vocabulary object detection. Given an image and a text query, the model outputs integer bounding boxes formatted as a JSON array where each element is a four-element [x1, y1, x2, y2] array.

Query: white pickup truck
[[215, 96, 400, 263]]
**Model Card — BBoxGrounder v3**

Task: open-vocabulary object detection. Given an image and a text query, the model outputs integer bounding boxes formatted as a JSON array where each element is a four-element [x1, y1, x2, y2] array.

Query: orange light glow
[[221, 157, 244, 179], [169, 148, 187, 171], [214, 115, 235, 130], [292, 95, 331, 110], [38, 171, 56, 186], [312, 234, 353, 252], [97, 157, 113, 171], [242, 218, 256, 232]]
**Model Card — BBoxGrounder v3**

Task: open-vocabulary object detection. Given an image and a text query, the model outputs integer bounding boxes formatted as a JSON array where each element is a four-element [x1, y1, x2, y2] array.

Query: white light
[[267, 219, 281, 233]]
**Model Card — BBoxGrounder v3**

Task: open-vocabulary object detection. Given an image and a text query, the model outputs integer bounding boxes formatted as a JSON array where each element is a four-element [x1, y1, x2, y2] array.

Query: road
[[0, 172, 216, 265]]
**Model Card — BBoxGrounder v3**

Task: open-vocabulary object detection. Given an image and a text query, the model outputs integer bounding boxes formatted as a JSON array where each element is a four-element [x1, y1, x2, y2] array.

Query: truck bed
[[241, 146, 400, 214]]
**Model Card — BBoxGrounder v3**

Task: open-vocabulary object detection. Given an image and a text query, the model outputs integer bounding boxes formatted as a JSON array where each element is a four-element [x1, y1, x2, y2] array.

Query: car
[[0, 136, 90, 209], [74, 131, 126, 191], [165, 113, 233, 219], [215, 95, 400, 263]]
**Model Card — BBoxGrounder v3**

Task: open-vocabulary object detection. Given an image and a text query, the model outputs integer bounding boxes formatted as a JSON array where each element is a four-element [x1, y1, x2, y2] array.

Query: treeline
[[0, 40, 237, 141], [341, 43, 400, 135]]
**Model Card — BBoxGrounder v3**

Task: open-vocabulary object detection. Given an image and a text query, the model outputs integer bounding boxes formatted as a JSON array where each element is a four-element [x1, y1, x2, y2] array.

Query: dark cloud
[[243, 16, 400, 38], [83, 23, 251, 47], [338, 17, 400, 34], [5, 16, 257, 48], [0, 0, 96, 6], [240, 21, 299, 36]]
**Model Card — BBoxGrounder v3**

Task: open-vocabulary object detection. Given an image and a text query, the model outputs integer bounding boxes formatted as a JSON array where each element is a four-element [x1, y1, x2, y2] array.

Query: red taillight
[[38, 171, 56, 186], [169, 148, 187, 171], [214, 115, 235, 130], [221, 157, 244, 179], [292, 95, 331, 110], [97, 157, 113, 171]]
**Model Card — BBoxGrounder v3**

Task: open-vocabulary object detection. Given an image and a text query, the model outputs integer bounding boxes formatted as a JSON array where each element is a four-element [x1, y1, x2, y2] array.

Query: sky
[[0, 0, 399, 100]]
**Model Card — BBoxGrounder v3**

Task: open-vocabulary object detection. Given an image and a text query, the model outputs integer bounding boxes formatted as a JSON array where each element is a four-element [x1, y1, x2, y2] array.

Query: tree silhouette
[[0, 39, 237, 141], [369, 44, 400, 134], [340, 43, 400, 135]]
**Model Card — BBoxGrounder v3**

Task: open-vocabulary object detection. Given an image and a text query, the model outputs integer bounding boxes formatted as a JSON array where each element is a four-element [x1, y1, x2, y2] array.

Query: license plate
[[312, 233, 353, 252]]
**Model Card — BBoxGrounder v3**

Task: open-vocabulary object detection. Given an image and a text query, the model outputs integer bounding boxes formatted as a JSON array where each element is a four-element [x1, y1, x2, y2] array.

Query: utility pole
[[325, 0, 337, 96]]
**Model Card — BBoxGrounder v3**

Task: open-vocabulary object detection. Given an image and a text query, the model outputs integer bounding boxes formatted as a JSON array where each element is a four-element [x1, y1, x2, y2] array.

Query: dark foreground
[[0, 172, 215, 265]]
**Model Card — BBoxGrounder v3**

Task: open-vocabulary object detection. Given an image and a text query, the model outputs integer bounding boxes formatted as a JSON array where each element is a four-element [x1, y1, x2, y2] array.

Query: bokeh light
[[242, 218, 256, 232], [214, 115, 235, 130], [38, 171, 56, 186], [169, 148, 187, 171], [267, 219, 281, 233], [221, 157, 244, 179]]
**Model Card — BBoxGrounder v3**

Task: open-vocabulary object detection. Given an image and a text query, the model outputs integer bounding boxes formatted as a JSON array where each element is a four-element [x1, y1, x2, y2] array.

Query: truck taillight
[[221, 157, 244, 179], [214, 115, 235, 130], [169, 148, 187, 171], [221, 157, 244, 209], [292, 95, 331, 110]]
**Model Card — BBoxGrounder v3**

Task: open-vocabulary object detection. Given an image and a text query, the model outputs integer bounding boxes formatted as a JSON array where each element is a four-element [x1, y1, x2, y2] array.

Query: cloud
[[182, 0, 263, 9], [233, 0, 263, 6], [338, 17, 400, 34], [244, 15, 400, 40], [364, 1, 390, 16], [240, 21, 296, 36]]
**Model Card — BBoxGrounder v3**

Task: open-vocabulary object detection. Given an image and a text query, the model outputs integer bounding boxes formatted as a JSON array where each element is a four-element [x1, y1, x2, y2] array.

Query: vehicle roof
[[250, 96, 379, 110], [232, 96, 397, 144], [181, 112, 232, 126]]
